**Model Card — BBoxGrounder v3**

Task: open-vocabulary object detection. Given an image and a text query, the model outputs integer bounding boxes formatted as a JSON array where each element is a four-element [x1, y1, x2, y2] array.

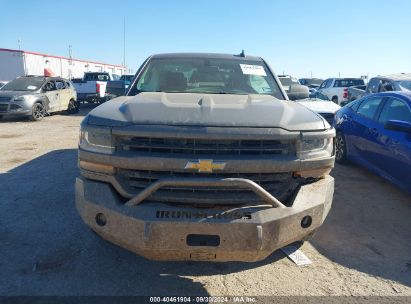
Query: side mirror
[[384, 120, 411, 133], [287, 84, 309, 100]]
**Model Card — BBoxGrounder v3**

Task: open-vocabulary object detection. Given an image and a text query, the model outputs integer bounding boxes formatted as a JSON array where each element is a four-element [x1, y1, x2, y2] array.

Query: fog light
[[95, 213, 107, 226], [301, 216, 312, 228]]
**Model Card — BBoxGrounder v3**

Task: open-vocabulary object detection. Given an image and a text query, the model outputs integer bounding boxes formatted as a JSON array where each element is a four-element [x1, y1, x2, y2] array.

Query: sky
[[1, 0, 410, 79]]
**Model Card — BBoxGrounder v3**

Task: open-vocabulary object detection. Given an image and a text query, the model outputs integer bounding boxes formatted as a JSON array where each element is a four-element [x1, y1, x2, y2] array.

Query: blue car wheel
[[336, 132, 348, 164]]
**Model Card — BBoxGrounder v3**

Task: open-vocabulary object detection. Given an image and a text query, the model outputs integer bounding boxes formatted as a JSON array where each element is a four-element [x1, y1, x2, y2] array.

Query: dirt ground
[[0, 105, 410, 296]]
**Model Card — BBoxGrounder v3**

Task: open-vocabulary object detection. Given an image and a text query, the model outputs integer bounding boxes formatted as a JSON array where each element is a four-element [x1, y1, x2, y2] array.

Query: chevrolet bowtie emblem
[[184, 159, 226, 173]]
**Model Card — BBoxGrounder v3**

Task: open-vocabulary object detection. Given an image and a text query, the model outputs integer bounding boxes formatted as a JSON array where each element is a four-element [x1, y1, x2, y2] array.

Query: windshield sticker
[[27, 85, 37, 90], [240, 64, 267, 76]]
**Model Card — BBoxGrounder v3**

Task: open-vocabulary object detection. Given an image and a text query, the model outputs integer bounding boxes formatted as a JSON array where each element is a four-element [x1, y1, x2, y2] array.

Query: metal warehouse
[[0, 48, 126, 81]]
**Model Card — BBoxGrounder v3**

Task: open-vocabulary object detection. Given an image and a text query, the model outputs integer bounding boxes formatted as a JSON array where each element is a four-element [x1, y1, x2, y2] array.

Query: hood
[[297, 99, 341, 114], [87, 92, 326, 131], [0, 90, 36, 101]]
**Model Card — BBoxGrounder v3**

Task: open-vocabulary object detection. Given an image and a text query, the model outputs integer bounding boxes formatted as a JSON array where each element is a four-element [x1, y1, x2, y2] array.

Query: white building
[[0, 48, 126, 81]]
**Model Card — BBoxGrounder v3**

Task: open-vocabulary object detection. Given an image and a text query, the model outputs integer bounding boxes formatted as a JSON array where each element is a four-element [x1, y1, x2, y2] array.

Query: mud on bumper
[[75, 176, 334, 262]]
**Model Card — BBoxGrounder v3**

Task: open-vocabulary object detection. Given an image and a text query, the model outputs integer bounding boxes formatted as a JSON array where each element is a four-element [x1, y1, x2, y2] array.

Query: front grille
[[319, 113, 335, 125], [0, 104, 9, 113], [117, 137, 294, 156], [118, 169, 300, 205]]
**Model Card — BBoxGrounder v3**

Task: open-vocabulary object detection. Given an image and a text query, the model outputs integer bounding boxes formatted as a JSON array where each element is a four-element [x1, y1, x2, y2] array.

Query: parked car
[[317, 78, 365, 105], [296, 92, 341, 125], [278, 75, 309, 100], [346, 73, 411, 104], [0, 76, 78, 121], [76, 52, 335, 262], [334, 92, 411, 193], [106, 74, 134, 97], [72, 72, 115, 103]]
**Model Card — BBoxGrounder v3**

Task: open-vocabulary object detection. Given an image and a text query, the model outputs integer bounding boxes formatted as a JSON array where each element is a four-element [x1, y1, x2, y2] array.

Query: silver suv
[[0, 76, 78, 121]]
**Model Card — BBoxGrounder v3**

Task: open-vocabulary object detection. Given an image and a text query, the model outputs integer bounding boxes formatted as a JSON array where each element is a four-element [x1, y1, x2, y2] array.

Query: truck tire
[[30, 102, 45, 121], [332, 96, 338, 104], [67, 99, 80, 114], [335, 132, 348, 164]]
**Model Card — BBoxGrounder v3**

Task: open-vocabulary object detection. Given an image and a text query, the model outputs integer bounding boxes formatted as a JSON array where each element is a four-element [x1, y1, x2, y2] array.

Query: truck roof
[[151, 52, 263, 61]]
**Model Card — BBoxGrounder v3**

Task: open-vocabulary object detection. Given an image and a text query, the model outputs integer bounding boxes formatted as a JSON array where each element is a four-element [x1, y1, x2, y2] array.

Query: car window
[[55, 80, 66, 90], [44, 81, 57, 91], [85, 73, 110, 81], [348, 99, 362, 111], [319, 80, 327, 89], [398, 80, 411, 91], [378, 97, 411, 124], [325, 79, 333, 88], [379, 80, 394, 92], [367, 78, 380, 93], [334, 79, 364, 87], [356, 97, 384, 120]]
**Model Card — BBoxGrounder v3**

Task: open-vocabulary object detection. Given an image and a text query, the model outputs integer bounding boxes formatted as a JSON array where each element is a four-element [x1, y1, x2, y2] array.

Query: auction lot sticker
[[240, 64, 267, 76]]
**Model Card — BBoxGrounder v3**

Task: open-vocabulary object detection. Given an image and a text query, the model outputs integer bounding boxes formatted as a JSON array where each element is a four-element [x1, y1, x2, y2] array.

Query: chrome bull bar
[[125, 178, 286, 208]]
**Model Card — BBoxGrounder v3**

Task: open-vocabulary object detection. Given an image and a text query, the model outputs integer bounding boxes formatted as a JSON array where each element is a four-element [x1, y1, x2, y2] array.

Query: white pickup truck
[[317, 78, 365, 105], [72, 72, 119, 103]]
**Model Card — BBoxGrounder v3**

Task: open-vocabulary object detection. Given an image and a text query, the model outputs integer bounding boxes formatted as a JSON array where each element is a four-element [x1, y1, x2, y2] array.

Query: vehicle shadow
[[310, 164, 411, 287], [0, 149, 284, 296], [0, 103, 98, 123]]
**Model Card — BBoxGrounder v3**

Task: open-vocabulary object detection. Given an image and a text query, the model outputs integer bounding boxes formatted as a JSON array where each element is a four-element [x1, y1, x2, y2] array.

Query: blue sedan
[[334, 92, 411, 193]]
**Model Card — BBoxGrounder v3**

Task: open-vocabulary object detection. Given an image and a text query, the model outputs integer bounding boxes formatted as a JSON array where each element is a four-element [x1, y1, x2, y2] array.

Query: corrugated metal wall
[[0, 49, 126, 81]]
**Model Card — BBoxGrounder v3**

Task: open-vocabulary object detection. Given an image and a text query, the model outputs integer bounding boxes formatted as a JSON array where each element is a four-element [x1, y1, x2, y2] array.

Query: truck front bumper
[[75, 176, 334, 262]]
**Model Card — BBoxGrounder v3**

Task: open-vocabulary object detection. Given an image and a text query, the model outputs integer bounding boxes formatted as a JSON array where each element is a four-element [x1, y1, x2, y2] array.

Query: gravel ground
[[0, 105, 410, 296]]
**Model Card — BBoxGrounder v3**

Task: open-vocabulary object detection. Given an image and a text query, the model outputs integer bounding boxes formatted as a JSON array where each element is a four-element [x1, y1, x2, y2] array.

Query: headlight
[[79, 127, 114, 154], [298, 137, 334, 160], [13, 96, 28, 102]]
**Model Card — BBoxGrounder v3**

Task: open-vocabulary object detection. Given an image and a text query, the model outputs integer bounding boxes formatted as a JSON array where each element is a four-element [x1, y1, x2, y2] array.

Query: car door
[[319, 79, 332, 99], [55, 80, 70, 110], [349, 96, 385, 165], [374, 96, 411, 186], [43, 80, 59, 112]]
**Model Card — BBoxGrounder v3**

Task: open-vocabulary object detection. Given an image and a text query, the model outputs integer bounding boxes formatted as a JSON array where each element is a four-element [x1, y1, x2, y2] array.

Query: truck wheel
[[332, 96, 338, 104], [30, 102, 45, 121], [67, 99, 80, 114], [335, 132, 348, 164]]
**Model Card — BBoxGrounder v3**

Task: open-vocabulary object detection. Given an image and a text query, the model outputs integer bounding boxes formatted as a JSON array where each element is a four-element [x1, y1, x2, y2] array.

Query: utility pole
[[310, 71, 313, 78], [123, 17, 126, 74], [18, 39, 21, 51], [68, 45, 73, 79]]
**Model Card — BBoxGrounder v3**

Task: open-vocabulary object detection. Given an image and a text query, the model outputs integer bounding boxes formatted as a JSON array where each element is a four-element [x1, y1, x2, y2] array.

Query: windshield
[[132, 58, 284, 99], [1, 78, 44, 91]]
